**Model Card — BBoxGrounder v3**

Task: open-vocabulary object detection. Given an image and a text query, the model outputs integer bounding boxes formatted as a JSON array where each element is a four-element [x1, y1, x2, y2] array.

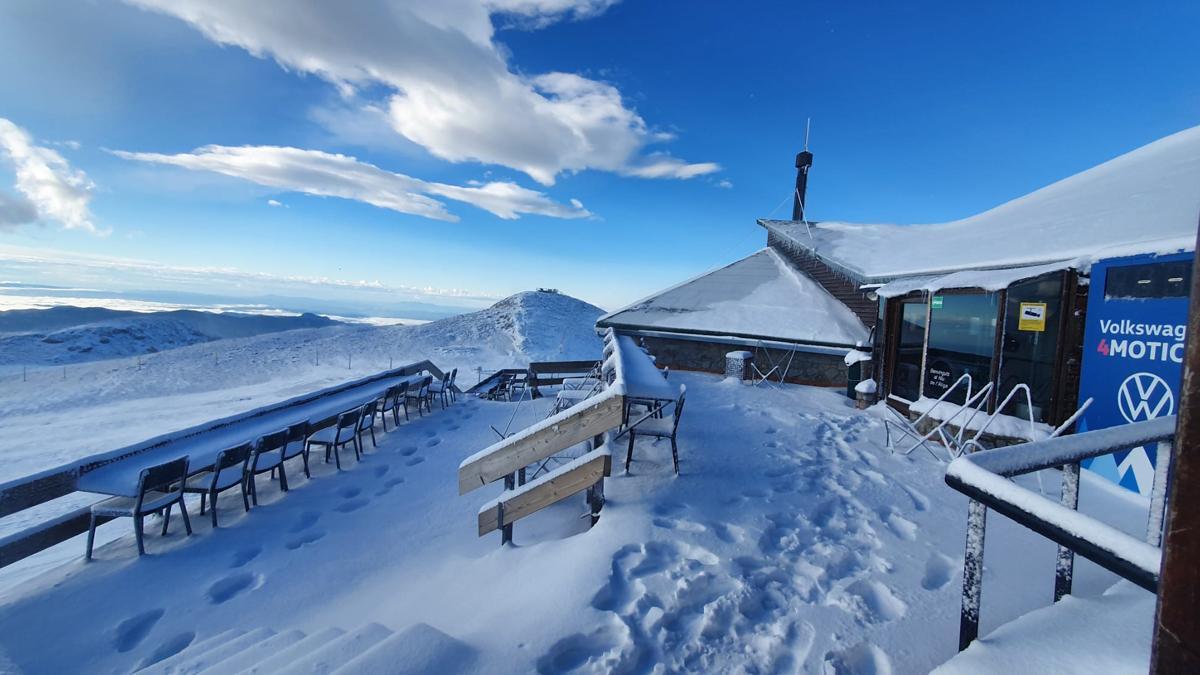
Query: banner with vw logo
[[1077, 252, 1191, 496]]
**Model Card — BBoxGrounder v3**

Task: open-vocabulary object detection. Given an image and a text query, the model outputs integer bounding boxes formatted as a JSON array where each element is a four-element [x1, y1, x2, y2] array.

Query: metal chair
[[86, 456, 192, 559], [182, 443, 252, 528], [247, 430, 289, 505], [377, 385, 403, 431], [307, 408, 362, 470], [448, 368, 459, 402], [428, 371, 452, 409], [357, 399, 379, 451], [406, 375, 433, 415], [282, 421, 310, 478], [624, 385, 687, 475]]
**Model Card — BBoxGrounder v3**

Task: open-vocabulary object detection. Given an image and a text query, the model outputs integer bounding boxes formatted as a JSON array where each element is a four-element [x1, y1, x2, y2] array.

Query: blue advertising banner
[[1077, 252, 1192, 495]]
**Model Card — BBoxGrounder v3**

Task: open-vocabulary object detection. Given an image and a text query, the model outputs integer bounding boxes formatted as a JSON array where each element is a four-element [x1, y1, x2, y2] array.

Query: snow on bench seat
[[477, 445, 612, 535]]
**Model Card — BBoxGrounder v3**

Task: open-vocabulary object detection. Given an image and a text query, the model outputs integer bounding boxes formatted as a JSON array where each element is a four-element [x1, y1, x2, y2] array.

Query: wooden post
[[501, 473, 515, 545], [1150, 222, 1200, 672]]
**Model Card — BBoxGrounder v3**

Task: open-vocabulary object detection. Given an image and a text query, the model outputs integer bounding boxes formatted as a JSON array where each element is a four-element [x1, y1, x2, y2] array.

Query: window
[[1105, 261, 1193, 299], [998, 273, 1064, 423], [924, 293, 998, 403]]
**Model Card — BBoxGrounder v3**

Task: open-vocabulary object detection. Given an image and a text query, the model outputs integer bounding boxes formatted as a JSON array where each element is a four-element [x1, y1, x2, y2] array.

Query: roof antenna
[[804, 117, 811, 152]]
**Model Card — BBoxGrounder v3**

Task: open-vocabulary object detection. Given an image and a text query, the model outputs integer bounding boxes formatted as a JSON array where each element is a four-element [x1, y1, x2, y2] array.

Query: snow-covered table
[[610, 336, 676, 403], [77, 374, 425, 497]]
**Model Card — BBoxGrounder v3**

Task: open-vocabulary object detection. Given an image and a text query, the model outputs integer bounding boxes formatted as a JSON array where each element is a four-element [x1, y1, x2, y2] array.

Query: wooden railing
[[459, 337, 628, 543], [0, 360, 454, 568]]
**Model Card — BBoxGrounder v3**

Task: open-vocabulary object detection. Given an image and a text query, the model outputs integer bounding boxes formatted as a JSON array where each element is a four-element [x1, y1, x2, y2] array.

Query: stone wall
[[636, 335, 848, 387]]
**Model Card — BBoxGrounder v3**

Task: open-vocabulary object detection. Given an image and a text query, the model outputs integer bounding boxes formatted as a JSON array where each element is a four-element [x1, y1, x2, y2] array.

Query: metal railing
[[944, 416, 1175, 651]]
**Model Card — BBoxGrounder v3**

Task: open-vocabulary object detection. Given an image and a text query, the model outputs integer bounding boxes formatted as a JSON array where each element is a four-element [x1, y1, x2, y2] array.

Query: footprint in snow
[[290, 511, 320, 532], [399, 446, 419, 456], [206, 572, 260, 604], [285, 530, 325, 550], [922, 552, 955, 590], [822, 642, 893, 675], [406, 456, 425, 466], [426, 438, 441, 448], [230, 546, 262, 569], [338, 486, 362, 499], [113, 608, 164, 652], [373, 464, 390, 478], [335, 498, 370, 513]]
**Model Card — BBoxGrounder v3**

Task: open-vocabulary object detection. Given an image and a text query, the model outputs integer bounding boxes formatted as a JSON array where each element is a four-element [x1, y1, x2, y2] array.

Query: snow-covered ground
[[0, 372, 1155, 674], [0, 306, 339, 371], [0, 290, 603, 485]]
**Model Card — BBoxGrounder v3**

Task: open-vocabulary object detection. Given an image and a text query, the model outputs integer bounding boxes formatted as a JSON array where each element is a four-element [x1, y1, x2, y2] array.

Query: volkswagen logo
[[1117, 372, 1175, 423]]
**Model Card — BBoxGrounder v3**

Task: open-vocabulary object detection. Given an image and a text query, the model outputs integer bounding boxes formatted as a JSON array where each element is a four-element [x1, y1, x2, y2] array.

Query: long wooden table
[[77, 374, 424, 497]]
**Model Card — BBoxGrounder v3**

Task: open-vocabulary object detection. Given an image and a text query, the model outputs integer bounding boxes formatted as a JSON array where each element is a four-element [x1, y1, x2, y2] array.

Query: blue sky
[[0, 1, 1198, 313]]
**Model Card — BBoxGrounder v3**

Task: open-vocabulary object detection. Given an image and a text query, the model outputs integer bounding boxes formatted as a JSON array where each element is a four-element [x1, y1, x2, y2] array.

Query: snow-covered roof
[[762, 125, 1200, 284], [598, 248, 869, 347]]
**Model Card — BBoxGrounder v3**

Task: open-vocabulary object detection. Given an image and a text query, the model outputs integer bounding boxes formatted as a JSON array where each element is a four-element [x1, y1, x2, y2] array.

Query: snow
[[934, 581, 1155, 674], [875, 260, 1074, 298], [855, 378, 877, 394], [843, 347, 872, 365], [0, 306, 338, 372], [761, 124, 1200, 282], [598, 248, 869, 346], [0, 372, 1158, 673], [610, 335, 675, 401]]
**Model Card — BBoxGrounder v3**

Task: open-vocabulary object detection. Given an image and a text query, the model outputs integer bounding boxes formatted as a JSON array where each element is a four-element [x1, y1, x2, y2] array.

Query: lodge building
[[598, 126, 1200, 495]]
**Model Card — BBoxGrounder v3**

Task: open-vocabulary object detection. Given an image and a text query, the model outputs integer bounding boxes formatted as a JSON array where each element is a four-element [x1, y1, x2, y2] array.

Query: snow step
[[135, 628, 246, 674], [199, 629, 306, 675], [139, 624, 274, 672], [331, 623, 478, 675], [241, 627, 346, 675], [274, 623, 393, 675]]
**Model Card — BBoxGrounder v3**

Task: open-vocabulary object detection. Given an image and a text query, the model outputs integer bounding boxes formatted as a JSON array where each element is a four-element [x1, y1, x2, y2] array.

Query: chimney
[[791, 149, 813, 221]]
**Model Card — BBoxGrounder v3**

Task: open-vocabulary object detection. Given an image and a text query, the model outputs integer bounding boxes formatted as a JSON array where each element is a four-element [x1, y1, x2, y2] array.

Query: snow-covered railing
[[944, 416, 1175, 651], [0, 359, 455, 568], [458, 329, 638, 544]]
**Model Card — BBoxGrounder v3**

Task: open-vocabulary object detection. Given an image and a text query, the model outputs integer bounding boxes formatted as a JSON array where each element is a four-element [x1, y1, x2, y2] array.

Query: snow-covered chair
[[428, 371, 452, 409], [448, 368, 459, 402], [624, 385, 687, 475], [377, 384, 404, 431], [86, 456, 192, 559], [247, 429, 288, 505], [307, 408, 362, 470], [282, 421, 310, 479], [406, 375, 433, 415], [182, 443, 252, 528], [357, 400, 379, 452]]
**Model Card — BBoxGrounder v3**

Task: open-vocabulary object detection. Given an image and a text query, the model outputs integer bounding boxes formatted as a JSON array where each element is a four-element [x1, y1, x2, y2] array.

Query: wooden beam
[[0, 507, 105, 567], [0, 469, 78, 519], [1151, 225, 1200, 672], [478, 450, 611, 536], [458, 392, 624, 495]]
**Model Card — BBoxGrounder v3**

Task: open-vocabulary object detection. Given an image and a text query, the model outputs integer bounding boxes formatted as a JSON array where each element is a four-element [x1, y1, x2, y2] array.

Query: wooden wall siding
[[767, 231, 879, 329]]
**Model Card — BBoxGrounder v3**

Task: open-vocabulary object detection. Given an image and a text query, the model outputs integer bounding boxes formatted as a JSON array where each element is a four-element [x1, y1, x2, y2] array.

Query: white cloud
[[717, 179, 733, 189], [0, 118, 102, 234], [124, 0, 718, 185], [266, 199, 284, 207], [113, 145, 590, 221]]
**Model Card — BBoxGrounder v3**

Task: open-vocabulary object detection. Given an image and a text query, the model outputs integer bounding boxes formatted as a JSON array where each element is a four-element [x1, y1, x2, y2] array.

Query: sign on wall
[[1018, 302, 1047, 331], [1077, 252, 1192, 496]]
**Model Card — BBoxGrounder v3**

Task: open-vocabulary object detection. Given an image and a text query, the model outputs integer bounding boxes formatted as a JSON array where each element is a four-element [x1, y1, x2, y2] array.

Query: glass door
[[891, 299, 927, 402]]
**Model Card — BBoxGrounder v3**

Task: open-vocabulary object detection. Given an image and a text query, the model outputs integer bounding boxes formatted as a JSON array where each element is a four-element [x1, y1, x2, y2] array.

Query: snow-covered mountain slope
[[0, 307, 338, 369], [0, 290, 604, 484]]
